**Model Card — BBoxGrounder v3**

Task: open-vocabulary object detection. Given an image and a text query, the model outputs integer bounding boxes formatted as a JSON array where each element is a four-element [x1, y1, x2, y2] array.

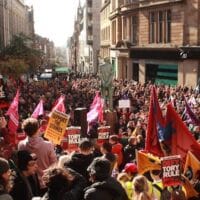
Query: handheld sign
[[161, 155, 182, 187], [65, 126, 81, 152], [97, 126, 110, 145], [44, 110, 69, 145], [118, 99, 131, 108]]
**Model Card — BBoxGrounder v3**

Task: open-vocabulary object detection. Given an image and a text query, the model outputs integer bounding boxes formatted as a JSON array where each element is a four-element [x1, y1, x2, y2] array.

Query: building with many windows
[[109, 0, 200, 87], [0, 0, 34, 50], [34, 34, 56, 69], [100, 0, 111, 62]]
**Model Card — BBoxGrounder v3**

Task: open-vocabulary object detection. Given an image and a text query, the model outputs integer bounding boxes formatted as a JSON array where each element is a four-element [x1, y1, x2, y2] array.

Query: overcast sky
[[25, 0, 84, 47]]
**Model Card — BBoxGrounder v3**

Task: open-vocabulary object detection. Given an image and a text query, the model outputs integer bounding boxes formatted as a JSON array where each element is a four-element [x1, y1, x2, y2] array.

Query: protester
[[18, 118, 57, 190], [150, 170, 164, 200], [84, 157, 128, 200], [109, 135, 124, 169], [123, 136, 137, 164], [132, 175, 152, 200], [100, 142, 117, 173], [41, 167, 86, 200], [10, 150, 40, 200], [0, 157, 13, 200], [64, 139, 94, 182], [117, 163, 138, 200]]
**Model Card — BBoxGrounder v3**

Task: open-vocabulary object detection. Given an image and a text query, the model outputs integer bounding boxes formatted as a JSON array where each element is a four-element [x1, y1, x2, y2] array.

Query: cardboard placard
[[118, 99, 131, 108], [64, 126, 81, 152], [44, 110, 69, 145], [161, 155, 182, 187], [97, 126, 110, 145]]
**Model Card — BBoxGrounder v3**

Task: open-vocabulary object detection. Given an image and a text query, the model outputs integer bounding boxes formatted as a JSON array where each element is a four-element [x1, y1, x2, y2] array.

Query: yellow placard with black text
[[44, 110, 69, 145]]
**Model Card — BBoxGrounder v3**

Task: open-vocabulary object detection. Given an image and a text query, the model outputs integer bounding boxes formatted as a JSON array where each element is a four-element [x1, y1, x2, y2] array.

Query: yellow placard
[[44, 110, 69, 145]]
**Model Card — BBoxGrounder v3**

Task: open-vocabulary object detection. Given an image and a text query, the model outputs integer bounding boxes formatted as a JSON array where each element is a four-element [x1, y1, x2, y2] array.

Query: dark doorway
[[145, 64, 158, 83], [132, 63, 139, 81]]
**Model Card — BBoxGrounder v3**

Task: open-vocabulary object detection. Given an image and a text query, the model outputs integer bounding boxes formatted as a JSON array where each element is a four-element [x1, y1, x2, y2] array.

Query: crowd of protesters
[[0, 72, 200, 200]]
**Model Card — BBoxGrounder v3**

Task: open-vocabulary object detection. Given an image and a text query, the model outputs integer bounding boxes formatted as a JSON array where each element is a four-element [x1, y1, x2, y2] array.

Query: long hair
[[43, 167, 70, 200], [132, 175, 151, 200]]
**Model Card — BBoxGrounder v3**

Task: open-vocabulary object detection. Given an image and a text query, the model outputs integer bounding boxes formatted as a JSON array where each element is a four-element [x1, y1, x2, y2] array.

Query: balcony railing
[[121, 0, 140, 12], [139, 0, 184, 8], [120, 0, 184, 10]]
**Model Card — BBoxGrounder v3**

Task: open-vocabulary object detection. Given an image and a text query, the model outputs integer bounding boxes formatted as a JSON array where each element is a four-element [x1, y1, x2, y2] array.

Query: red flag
[[51, 95, 66, 113], [5, 89, 19, 133], [31, 99, 44, 119], [165, 104, 200, 160], [87, 92, 103, 123], [145, 86, 165, 157]]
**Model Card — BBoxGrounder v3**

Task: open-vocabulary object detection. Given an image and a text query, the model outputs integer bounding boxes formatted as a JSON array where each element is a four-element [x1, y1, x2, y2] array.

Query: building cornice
[[100, 0, 110, 12]]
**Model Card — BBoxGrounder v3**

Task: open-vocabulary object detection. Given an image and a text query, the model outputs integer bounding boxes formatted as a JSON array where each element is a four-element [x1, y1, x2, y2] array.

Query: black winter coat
[[10, 174, 40, 200], [64, 153, 94, 180], [83, 177, 128, 200]]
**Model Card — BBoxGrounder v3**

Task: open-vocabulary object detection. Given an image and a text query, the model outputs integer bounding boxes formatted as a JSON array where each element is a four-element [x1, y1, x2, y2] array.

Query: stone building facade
[[100, 0, 111, 62], [0, 0, 34, 50], [68, 0, 101, 73], [34, 34, 56, 68], [108, 0, 200, 87], [85, 0, 101, 73]]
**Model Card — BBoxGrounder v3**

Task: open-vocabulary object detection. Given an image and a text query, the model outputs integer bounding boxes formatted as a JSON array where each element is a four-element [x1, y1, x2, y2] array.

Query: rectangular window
[[132, 15, 138, 45], [123, 17, 127, 40], [112, 20, 116, 44], [158, 11, 163, 43], [166, 10, 171, 43], [149, 10, 171, 44], [150, 12, 156, 43]]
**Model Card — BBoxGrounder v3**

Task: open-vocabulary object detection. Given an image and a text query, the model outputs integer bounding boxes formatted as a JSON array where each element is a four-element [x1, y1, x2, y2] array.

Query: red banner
[[161, 155, 182, 187], [97, 126, 110, 145], [61, 126, 81, 152]]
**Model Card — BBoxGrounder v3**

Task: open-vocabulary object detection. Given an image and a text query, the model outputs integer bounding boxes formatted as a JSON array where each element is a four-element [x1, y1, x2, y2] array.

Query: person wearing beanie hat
[[0, 157, 13, 200], [84, 157, 128, 200], [10, 150, 40, 200]]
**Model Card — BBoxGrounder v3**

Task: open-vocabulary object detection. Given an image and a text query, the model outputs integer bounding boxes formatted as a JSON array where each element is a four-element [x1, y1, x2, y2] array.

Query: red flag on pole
[[87, 92, 103, 123], [5, 89, 19, 133], [31, 99, 44, 119], [51, 95, 66, 113], [145, 86, 165, 157], [164, 104, 200, 160]]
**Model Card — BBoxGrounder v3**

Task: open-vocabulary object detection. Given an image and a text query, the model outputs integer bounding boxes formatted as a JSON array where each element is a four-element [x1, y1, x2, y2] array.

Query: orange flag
[[136, 150, 161, 174], [181, 175, 199, 199]]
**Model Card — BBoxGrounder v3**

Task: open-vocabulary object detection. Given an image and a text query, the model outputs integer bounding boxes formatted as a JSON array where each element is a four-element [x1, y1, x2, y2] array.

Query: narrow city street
[[0, 0, 200, 200]]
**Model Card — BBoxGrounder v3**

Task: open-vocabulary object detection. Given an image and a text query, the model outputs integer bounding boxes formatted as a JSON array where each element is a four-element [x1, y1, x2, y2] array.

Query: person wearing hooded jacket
[[84, 157, 128, 200], [18, 118, 57, 190], [64, 139, 94, 183]]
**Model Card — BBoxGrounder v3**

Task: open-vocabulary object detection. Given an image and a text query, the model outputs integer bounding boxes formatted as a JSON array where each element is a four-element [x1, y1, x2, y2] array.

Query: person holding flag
[[5, 89, 19, 135], [87, 91, 103, 140], [31, 99, 44, 119]]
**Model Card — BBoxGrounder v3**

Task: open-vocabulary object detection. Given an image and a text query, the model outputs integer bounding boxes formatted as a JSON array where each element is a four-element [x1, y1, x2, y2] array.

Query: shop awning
[[55, 66, 70, 73]]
